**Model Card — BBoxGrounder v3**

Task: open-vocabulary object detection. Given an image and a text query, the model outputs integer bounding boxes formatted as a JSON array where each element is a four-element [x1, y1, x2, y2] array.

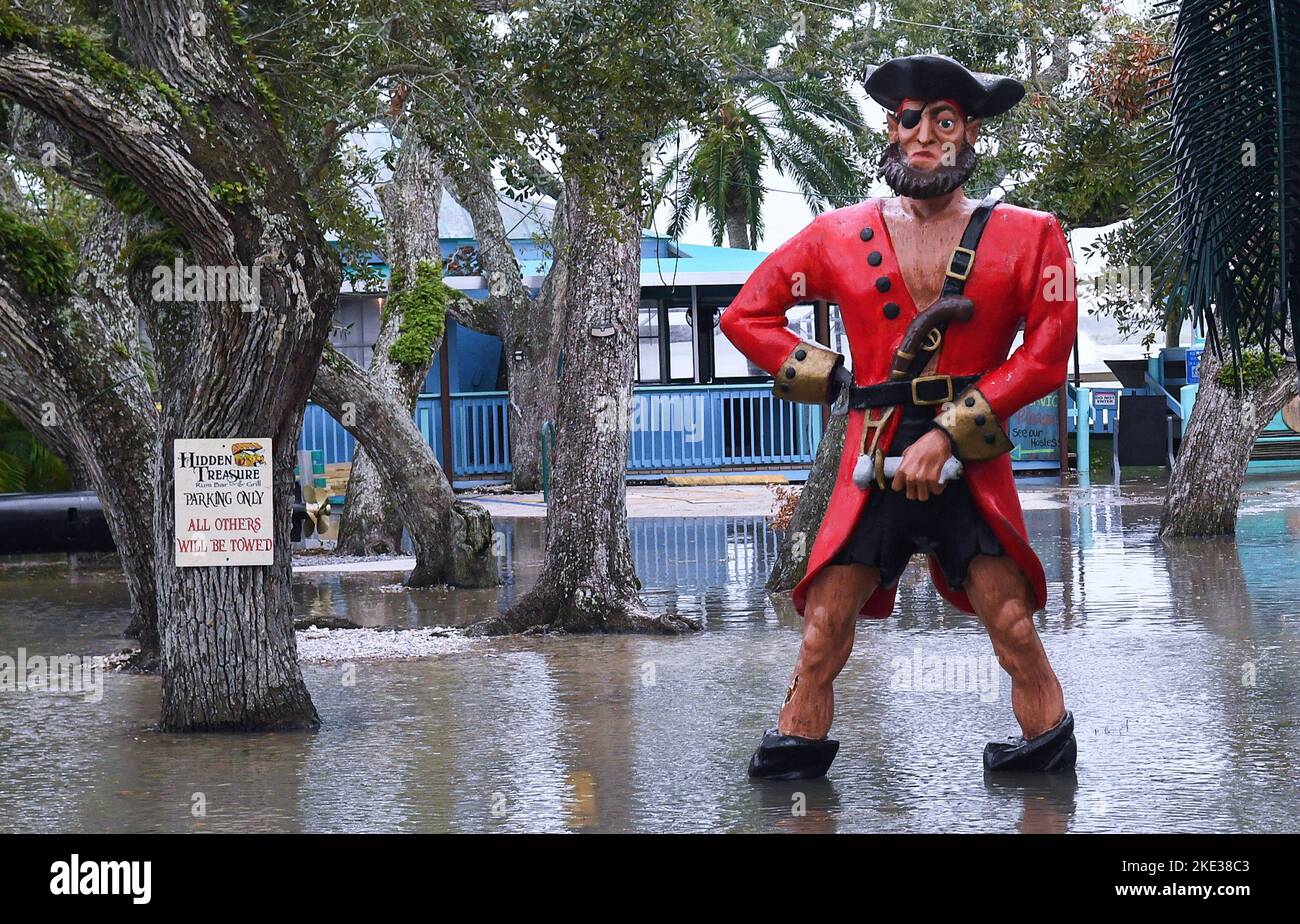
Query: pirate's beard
[[878, 141, 979, 199]]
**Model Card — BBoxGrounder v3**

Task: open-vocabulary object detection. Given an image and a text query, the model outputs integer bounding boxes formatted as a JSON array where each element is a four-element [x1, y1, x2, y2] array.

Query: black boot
[[983, 710, 1077, 772], [747, 728, 840, 780]]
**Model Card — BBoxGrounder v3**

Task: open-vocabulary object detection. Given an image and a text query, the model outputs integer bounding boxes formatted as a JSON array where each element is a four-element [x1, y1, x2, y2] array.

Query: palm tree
[[1136, 0, 1300, 537], [655, 72, 869, 249], [1142, 0, 1299, 378]]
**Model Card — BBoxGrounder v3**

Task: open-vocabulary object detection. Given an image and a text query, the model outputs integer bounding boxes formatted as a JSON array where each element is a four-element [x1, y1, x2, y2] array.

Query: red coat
[[720, 198, 1077, 618]]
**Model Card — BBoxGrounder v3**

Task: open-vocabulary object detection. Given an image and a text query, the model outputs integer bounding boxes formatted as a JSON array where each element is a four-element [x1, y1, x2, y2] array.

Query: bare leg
[[777, 563, 881, 739], [964, 554, 1065, 739]]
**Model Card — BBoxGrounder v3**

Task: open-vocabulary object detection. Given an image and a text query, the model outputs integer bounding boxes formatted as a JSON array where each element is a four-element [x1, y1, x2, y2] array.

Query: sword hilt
[[852, 454, 963, 490]]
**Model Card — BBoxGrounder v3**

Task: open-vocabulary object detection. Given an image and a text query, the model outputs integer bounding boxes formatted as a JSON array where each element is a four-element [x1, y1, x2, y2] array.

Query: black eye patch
[[900, 108, 923, 129]]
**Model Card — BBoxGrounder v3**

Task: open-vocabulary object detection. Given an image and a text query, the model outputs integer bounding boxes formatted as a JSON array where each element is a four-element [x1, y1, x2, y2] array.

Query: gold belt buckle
[[911, 374, 953, 406], [946, 246, 976, 281]]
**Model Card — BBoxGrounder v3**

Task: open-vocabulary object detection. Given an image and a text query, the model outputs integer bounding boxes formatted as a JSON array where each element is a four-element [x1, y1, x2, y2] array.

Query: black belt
[[846, 374, 979, 410]]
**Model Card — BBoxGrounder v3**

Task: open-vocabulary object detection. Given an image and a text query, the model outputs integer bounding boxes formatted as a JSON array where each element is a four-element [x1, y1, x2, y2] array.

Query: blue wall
[[425, 319, 503, 394]]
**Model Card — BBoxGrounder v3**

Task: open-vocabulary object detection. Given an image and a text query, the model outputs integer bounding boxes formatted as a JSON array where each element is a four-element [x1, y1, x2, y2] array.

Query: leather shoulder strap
[[902, 195, 1000, 382], [940, 194, 1000, 298]]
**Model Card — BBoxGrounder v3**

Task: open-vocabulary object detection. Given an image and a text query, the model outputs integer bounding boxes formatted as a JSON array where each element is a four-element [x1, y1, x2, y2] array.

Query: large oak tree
[[0, 0, 343, 728]]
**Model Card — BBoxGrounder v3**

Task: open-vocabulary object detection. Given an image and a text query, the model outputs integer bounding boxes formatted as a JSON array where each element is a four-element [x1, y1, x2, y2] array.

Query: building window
[[638, 293, 700, 383], [638, 287, 837, 386], [332, 292, 386, 369], [637, 301, 661, 381], [785, 303, 816, 346], [712, 309, 756, 378], [666, 305, 695, 381]]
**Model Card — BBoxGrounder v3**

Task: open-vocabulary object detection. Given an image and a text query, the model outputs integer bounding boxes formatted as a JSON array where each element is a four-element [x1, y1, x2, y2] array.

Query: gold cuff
[[933, 387, 1014, 461], [771, 341, 843, 404]]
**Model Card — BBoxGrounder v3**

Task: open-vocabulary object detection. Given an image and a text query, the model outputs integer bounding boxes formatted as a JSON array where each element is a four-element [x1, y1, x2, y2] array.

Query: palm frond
[[0, 406, 70, 492], [649, 145, 696, 237], [664, 58, 866, 248], [1138, 0, 1300, 382]]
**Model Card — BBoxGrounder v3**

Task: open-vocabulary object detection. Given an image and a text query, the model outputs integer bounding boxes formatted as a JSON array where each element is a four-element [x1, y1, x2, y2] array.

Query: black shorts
[[829, 403, 1003, 590]]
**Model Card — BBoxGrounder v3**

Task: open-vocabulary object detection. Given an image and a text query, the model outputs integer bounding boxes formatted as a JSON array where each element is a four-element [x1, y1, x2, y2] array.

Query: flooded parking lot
[[2, 474, 1298, 832]]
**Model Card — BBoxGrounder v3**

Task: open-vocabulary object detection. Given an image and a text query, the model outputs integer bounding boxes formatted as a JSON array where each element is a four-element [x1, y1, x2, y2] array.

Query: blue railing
[[301, 392, 511, 474], [1065, 386, 1145, 435], [300, 384, 822, 477], [300, 402, 358, 464], [427, 391, 511, 475], [302, 383, 1157, 480], [628, 384, 822, 470]]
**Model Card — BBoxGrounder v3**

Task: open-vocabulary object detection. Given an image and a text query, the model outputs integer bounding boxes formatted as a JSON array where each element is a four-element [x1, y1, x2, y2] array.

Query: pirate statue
[[720, 55, 1079, 778]]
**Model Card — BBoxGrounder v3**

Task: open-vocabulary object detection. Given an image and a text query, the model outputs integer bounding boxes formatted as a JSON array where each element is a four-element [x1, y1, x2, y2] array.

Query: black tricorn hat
[[864, 55, 1025, 120]]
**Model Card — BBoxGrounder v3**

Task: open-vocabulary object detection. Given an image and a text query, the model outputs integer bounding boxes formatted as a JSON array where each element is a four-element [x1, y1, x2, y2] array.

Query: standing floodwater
[[1, 475, 1298, 832]]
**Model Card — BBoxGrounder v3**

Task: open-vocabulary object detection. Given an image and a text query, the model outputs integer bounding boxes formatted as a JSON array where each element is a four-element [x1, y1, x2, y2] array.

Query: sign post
[[173, 438, 274, 567]]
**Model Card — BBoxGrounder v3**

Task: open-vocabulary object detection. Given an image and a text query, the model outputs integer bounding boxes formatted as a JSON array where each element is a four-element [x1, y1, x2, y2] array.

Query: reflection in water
[[983, 772, 1079, 834], [1, 475, 1299, 832]]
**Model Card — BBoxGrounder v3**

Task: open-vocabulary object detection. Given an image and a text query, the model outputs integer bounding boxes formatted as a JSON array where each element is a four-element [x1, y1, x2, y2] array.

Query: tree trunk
[[142, 165, 337, 727], [471, 170, 699, 635], [310, 133, 497, 588], [506, 198, 566, 493], [1160, 345, 1298, 538], [156, 433, 320, 730], [725, 201, 752, 249], [152, 252, 336, 729], [0, 208, 161, 665], [109, 1, 337, 731], [330, 132, 442, 554], [313, 345, 498, 588], [499, 297, 562, 492], [439, 155, 563, 492], [0, 1, 342, 728], [505, 356, 552, 490], [766, 409, 846, 592], [333, 448, 404, 555]]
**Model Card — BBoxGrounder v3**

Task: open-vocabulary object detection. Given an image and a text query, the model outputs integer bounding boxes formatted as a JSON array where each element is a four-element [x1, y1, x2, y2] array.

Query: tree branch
[[441, 154, 531, 332], [0, 42, 233, 262], [3, 107, 108, 197]]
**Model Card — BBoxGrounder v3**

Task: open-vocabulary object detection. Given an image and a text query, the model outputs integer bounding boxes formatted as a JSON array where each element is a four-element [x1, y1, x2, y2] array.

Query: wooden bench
[[1251, 429, 1300, 461]]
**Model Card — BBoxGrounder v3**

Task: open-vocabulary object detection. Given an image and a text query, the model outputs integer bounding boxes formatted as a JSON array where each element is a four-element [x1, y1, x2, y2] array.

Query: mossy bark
[[0, 207, 161, 663], [1, 1, 335, 729], [313, 344, 497, 588], [1160, 344, 1297, 538], [313, 133, 496, 587]]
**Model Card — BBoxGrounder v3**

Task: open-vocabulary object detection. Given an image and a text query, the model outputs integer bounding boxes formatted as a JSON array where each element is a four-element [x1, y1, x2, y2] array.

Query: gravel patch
[[292, 552, 410, 567], [296, 626, 474, 663]]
